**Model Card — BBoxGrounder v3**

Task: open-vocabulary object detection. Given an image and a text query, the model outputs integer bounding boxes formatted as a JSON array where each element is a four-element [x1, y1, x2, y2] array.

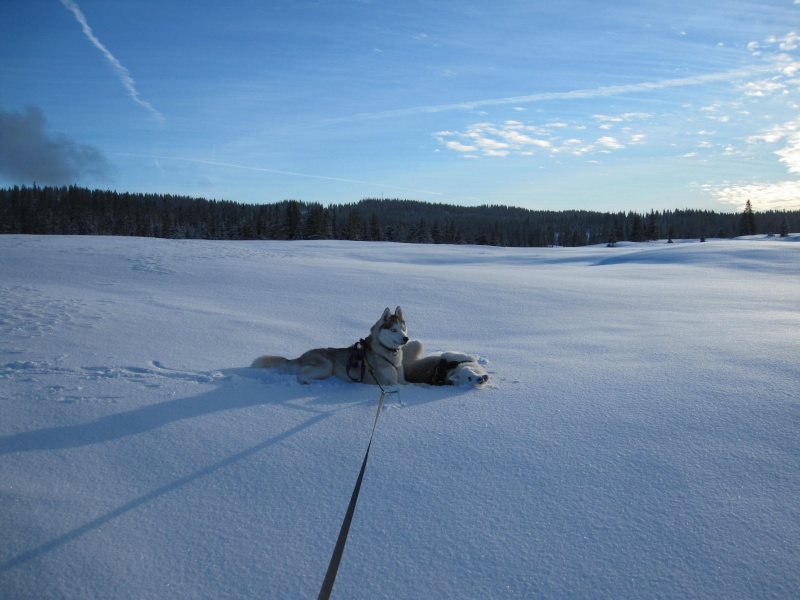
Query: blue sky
[[1, 0, 799, 212]]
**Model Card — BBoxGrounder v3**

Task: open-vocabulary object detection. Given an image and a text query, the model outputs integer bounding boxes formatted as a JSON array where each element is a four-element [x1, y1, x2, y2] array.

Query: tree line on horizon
[[0, 184, 796, 247]]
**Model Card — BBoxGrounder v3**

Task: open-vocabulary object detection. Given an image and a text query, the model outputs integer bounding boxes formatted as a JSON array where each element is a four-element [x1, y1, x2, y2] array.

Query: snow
[[1, 234, 798, 599]]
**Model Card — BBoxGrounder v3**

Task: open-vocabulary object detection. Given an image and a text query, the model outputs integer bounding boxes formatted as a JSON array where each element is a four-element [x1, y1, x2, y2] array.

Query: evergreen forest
[[1, 184, 797, 247]]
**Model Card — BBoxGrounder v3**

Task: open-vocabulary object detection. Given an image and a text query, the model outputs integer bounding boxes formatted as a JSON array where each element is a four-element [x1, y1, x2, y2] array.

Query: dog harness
[[346, 338, 401, 384], [430, 357, 470, 386], [346, 340, 368, 383]]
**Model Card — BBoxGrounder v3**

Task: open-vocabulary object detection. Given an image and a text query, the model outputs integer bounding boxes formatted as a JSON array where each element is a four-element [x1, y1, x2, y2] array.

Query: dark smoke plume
[[0, 105, 111, 184]]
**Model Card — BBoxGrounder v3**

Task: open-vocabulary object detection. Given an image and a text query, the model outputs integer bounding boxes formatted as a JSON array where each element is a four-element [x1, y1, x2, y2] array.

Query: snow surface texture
[[1, 235, 798, 599]]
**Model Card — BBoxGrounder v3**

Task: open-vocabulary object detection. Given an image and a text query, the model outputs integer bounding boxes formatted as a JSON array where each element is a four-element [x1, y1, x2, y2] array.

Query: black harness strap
[[346, 338, 399, 384], [345, 340, 368, 383], [431, 358, 469, 386]]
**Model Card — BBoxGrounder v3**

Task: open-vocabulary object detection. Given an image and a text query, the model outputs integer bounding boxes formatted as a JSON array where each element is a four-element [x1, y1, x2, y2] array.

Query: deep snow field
[[1, 234, 798, 599]]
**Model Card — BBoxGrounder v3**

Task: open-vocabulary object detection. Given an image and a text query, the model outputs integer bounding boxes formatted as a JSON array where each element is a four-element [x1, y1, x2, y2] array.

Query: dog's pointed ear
[[382, 307, 391, 321], [395, 306, 404, 321]]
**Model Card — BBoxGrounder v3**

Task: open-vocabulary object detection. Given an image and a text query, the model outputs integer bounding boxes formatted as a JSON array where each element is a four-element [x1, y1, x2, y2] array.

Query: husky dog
[[250, 307, 408, 385], [402, 340, 489, 387]]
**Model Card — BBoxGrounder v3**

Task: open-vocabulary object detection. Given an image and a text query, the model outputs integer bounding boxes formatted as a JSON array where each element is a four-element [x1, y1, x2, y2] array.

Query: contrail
[[334, 65, 777, 122], [60, 0, 164, 122], [110, 152, 443, 196]]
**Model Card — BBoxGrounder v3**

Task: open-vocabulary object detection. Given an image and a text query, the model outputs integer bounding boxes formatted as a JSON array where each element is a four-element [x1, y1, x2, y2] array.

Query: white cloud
[[437, 119, 643, 157], [497, 129, 551, 147], [594, 114, 624, 123], [593, 113, 651, 133], [473, 137, 510, 151], [748, 121, 797, 144], [622, 112, 651, 120], [436, 122, 553, 157], [766, 31, 799, 51], [597, 136, 624, 150], [703, 180, 800, 210], [593, 112, 651, 123], [431, 28, 797, 186], [776, 132, 800, 174], [740, 79, 787, 96], [444, 140, 477, 152], [702, 118, 800, 210], [747, 119, 800, 172]]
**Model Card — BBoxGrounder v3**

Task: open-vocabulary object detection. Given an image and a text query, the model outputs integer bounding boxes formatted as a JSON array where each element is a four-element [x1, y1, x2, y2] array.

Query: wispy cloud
[[60, 0, 164, 122], [110, 153, 443, 196], [339, 66, 777, 123], [0, 105, 111, 184]]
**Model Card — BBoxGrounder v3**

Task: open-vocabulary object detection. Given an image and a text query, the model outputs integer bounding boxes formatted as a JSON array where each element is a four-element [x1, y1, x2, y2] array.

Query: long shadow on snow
[[0, 366, 473, 573], [0, 407, 331, 573], [0, 367, 468, 455]]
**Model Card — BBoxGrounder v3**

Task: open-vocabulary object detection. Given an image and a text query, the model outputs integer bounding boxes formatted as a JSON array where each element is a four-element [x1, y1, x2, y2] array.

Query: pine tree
[[738, 200, 757, 236], [302, 203, 325, 239], [646, 210, 658, 241], [369, 213, 383, 241], [283, 200, 303, 239], [415, 218, 432, 243], [431, 222, 442, 243], [345, 210, 363, 240], [630, 212, 646, 242], [667, 224, 676, 243], [613, 219, 625, 243]]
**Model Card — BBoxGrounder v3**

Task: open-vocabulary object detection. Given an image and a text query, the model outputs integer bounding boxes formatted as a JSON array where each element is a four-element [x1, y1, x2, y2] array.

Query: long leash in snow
[[318, 357, 396, 600]]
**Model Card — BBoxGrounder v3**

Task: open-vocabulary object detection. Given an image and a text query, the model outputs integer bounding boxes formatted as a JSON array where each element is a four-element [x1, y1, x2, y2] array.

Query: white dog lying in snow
[[402, 340, 489, 387]]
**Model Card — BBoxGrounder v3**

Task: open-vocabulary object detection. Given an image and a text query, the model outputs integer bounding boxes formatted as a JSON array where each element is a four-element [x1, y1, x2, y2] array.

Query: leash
[[318, 354, 397, 600]]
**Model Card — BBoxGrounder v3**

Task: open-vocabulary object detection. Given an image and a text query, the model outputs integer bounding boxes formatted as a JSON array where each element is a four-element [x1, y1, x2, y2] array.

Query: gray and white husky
[[402, 340, 489, 387], [250, 307, 409, 385]]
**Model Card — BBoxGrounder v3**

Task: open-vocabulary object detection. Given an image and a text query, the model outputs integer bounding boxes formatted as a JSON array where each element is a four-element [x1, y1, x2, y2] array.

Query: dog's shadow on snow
[[0, 365, 485, 573], [0, 366, 483, 456]]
